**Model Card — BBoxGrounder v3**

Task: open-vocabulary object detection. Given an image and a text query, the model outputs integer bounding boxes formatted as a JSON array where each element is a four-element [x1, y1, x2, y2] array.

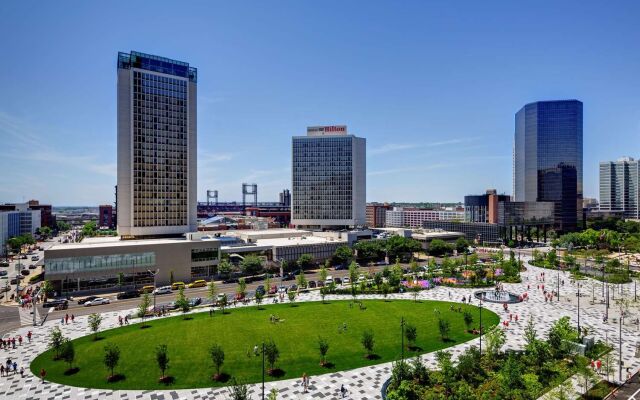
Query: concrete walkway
[[1, 259, 639, 399]]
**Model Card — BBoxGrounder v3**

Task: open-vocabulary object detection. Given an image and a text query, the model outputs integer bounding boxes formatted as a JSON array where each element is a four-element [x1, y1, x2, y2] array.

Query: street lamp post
[[619, 311, 623, 382], [577, 283, 581, 338], [479, 300, 483, 355], [262, 342, 266, 400], [148, 269, 159, 314], [401, 317, 405, 362]]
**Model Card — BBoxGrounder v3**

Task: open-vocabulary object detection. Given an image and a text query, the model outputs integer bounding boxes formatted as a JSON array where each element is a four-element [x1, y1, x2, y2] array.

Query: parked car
[[153, 286, 172, 295], [84, 297, 110, 306], [28, 264, 37, 269], [308, 280, 317, 289], [0, 270, 7, 276], [188, 297, 202, 307], [165, 301, 179, 310], [278, 285, 288, 294], [334, 277, 342, 285], [325, 276, 334, 286], [77, 296, 98, 305], [31, 256, 39, 261], [0, 261, 9, 267], [139, 285, 155, 294], [283, 272, 295, 281], [289, 284, 298, 292], [43, 299, 68, 309], [116, 290, 140, 300], [187, 279, 207, 288], [342, 277, 351, 285], [255, 285, 266, 296], [317, 280, 325, 288], [216, 293, 227, 303], [268, 285, 278, 295], [335, 264, 347, 270], [171, 282, 185, 290]]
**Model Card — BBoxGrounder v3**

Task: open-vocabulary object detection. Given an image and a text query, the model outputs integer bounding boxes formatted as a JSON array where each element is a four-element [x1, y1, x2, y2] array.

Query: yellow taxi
[[171, 281, 185, 290], [139, 285, 155, 294], [187, 279, 207, 288]]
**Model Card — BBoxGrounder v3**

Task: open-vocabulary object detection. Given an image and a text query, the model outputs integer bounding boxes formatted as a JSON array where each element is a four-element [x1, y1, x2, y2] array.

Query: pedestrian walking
[[71, 314, 75, 323], [1, 365, 4, 377], [302, 372, 308, 393], [65, 314, 69, 324], [39, 368, 46, 382], [20, 367, 24, 378]]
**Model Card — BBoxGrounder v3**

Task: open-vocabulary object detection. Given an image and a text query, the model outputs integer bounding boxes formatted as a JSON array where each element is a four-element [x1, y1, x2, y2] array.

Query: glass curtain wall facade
[[599, 158, 640, 219], [514, 100, 583, 232], [117, 51, 197, 237], [291, 129, 366, 228]]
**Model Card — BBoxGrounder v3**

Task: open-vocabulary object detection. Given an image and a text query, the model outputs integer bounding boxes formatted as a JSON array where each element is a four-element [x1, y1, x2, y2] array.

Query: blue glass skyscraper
[[513, 100, 583, 232]]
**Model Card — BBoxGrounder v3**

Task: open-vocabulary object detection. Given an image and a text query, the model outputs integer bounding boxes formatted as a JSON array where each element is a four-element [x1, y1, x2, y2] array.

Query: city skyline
[[1, 1, 640, 205]]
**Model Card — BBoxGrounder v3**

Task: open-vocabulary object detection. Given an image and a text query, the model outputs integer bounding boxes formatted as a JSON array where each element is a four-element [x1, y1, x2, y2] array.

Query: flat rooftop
[[256, 236, 345, 247], [49, 236, 219, 251]]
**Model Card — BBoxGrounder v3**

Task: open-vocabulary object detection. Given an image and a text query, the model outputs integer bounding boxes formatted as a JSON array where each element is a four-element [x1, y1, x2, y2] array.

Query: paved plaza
[[1, 259, 639, 399]]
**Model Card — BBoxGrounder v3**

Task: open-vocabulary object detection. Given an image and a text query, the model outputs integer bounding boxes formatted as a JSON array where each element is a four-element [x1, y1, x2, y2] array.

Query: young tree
[[156, 344, 170, 380], [209, 343, 225, 380], [332, 246, 353, 266], [296, 271, 307, 290], [60, 339, 75, 371], [218, 259, 232, 279], [287, 290, 296, 305], [217, 293, 228, 313], [229, 378, 250, 400], [264, 274, 272, 296], [601, 352, 615, 381], [462, 310, 474, 332], [207, 280, 218, 312], [236, 278, 247, 300], [48, 326, 65, 359], [361, 329, 375, 357], [41, 280, 54, 300], [319, 265, 328, 285], [103, 343, 121, 381], [117, 272, 125, 291], [169, 270, 175, 285], [267, 388, 278, 400], [438, 318, 450, 341], [349, 261, 359, 300], [137, 293, 152, 327], [381, 282, 390, 301], [523, 316, 537, 352], [88, 313, 103, 341], [319, 286, 328, 304], [485, 326, 506, 359], [264, 339, 280, 374], [318, 336, 329, 366], [411, 284, 421, 302], [575, 357, 597, 394], [405, 324, 417, 349], [255, 290, 264, 308], [175, 286, 190, 318]]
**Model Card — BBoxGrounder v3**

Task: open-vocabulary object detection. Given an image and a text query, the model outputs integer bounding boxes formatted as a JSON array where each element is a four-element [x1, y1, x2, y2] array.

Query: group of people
[[60, 313, 75, 325], [118, 315, 130, 326], [0, 358, 23, 378]]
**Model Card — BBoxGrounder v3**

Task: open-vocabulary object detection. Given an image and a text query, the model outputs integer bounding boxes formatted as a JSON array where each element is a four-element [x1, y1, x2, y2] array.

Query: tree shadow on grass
[[408, 345, 423, 352], [159, 376, 175, 385], [92, 336, 106, 342], [321, 362, 335, 369], [289, 304, 299, 308], [182, 316, 193, 321], [365, 354, 381, 360], [212, 372, 231, 383], [268, 368, 286, 378], [140, 325, 152, 330], [107, 374, 126, 383], [63, 367, 79, 376]]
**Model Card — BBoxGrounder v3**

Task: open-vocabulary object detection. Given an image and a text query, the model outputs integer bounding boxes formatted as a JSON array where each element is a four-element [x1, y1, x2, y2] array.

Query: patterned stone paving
[[1, 257, 639, 399]]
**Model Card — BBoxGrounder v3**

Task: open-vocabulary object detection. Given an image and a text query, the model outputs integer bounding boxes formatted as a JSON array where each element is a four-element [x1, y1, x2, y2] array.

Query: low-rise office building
[[385, 207, 464, 228], [44, 233, 220, 295]]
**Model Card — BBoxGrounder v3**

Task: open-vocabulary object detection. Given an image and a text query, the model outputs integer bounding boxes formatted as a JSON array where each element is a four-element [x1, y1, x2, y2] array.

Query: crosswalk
[[17, 305, 39, 326]]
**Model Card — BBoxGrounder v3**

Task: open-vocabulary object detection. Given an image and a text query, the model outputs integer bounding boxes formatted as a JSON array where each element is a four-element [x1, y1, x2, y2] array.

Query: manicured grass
[[31, 299, 498, 389]]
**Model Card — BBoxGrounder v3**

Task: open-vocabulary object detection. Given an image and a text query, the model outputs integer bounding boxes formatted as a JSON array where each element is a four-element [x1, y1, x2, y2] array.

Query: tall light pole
[[619, 310, 623, 382], [577, 282, 581, 338], [479, 300, 483, 355], [401, 317, 405, 362], [148, 269, 159, 313], [261, 342, 265, 400]]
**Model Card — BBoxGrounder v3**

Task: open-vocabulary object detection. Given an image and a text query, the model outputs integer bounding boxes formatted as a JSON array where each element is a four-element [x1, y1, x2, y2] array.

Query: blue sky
[[1, 1, 639, 206]]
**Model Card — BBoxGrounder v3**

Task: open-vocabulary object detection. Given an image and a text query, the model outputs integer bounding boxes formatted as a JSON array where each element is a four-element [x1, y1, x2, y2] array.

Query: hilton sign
[[307, 125, 348, 136]]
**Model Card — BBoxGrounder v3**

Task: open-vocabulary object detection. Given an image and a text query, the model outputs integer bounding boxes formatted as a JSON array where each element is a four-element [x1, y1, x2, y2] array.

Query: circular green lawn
[[31, 299, 498, 389]]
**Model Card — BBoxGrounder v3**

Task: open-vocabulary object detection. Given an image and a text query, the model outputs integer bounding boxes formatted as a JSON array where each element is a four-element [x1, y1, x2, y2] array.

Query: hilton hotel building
[[291, 126, 366, 229], [117, 51, 197, 238]]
